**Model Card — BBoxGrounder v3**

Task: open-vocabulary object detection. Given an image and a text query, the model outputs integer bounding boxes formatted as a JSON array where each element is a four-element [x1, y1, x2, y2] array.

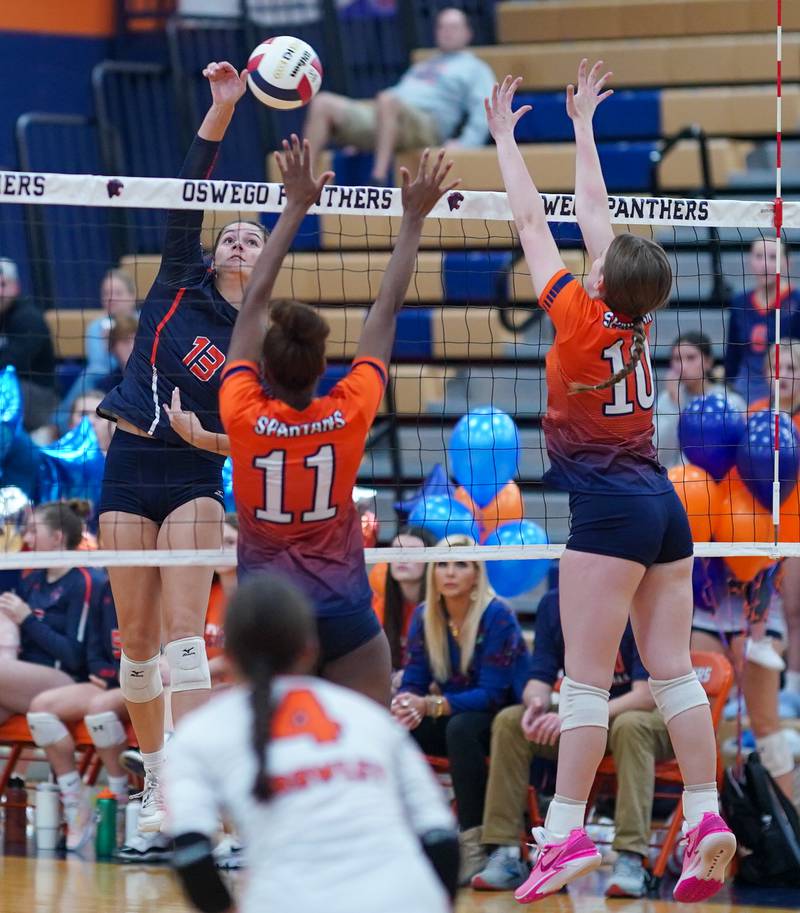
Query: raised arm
[[486, 76, 564, 298], [566, 58, 615, 262], [160, 62, 247, 286], [356, 149, 460, 365], [227, 135, 333, 364]]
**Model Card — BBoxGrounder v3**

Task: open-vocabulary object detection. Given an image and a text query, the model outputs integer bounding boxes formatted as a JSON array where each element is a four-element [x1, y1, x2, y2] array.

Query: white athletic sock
[[141, 747, 166, 781], [108, 775, 129, 801], [543, 794, 586, 841], [683, 782, 719, 829], [57, 771, 82, 802], [785, 670, 800, 694]]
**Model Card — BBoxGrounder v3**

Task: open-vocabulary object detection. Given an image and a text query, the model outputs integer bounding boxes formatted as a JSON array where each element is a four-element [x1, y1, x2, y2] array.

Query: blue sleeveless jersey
[[99, 136, 237, 467]]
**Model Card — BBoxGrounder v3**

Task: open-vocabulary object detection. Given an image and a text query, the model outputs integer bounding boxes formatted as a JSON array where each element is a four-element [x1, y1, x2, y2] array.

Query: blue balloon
[[407, 495, 478, 541], [449, 406, 520, 508], [222, 458, 236, 513], [394, 463, 456, 517], [678, 394, 746, 481], [37, 418, 105, 505], [483, 520, 550, 598], [0, 366, 22, 461], [736, 410, 799, 510]]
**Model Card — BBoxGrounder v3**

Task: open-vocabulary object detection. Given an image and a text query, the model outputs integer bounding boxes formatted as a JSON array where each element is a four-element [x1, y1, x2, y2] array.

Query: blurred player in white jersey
[[164, 573, 458, 913]]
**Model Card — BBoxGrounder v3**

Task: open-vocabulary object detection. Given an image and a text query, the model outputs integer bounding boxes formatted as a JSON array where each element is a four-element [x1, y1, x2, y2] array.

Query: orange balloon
[[454, 486, 479, 517], [712, 468, 774, 582], [667, 464, 717, 542], [479, 481, 524, 537], [778, 476, 800, 542]]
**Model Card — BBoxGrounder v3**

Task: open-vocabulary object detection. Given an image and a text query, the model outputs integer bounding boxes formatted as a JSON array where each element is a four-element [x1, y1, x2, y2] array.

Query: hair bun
[[270, 299, 330, 345], [66, 498, 92, 520]]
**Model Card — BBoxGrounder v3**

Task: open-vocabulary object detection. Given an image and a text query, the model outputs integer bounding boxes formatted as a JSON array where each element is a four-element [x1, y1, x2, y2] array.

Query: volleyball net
[[1, 171, 799, 591]]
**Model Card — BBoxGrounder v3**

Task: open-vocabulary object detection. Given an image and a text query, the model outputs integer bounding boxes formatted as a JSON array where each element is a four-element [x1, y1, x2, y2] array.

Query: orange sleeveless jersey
[[219, 356, 387, 614], [540, 269, 669, 494]]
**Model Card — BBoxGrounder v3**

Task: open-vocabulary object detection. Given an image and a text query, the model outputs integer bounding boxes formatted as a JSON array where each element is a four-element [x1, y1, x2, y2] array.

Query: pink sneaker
[[514, 827, 602, 904], [673, 812, 736, 902]]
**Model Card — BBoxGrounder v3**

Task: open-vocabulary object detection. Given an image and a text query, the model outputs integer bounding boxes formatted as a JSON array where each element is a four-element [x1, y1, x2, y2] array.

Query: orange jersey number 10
[[272, 689, 342, 743], [602, 337, 655, 415], [254, 443, 337, 524]]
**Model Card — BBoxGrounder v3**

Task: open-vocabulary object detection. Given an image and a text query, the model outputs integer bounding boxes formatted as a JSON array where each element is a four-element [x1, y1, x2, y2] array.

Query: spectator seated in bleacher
[[69, 389, 115, 455], [654, 331, 746, 469], [0, 257, 58, 438], [369, 525, 437, 688], [26, 570, 129, 852], [94, 312, 139, 395], [724, 238, 800, 403], [390, 535, 528, 886], [57, 270, 139, 430], [691, 558, 796, 800], [470, 586, 668, 899], [305, 7, 495, 183]]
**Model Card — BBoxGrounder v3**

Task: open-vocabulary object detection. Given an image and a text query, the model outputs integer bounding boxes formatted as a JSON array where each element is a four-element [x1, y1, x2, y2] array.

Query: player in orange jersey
[[220, 136, 459, 706], [486, 63, 735, 903]]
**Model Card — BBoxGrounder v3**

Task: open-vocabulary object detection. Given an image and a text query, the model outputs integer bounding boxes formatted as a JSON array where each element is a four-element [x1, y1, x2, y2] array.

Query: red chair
[[587, 651, 734, 883]]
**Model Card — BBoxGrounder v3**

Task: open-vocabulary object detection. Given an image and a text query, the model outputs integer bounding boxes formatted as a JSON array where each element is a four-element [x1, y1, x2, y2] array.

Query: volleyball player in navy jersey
[[97, 61, 263, 833]]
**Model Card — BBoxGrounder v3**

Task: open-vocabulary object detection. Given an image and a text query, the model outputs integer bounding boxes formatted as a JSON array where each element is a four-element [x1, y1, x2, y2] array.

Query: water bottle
[[2, 776, 28, 853], [124, 798, 141, 846], [94, 788, 117, 859], [34, 782, 61, 851]]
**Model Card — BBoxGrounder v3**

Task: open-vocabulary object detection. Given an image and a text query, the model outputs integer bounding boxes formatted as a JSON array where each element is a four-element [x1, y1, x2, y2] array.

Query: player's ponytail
[[570, 317, 646, 395], [224, 573, 318, 803], [570, 233, 671, 396], [263, 299, 330, 392]]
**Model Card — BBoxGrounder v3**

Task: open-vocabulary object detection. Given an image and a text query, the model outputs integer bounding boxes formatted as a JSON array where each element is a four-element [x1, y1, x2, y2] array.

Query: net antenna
[[771, 0, 784, 538]]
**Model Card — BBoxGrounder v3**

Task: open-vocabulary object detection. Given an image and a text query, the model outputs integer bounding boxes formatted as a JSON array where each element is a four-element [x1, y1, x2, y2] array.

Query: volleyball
[[246, 36, 323, 110]]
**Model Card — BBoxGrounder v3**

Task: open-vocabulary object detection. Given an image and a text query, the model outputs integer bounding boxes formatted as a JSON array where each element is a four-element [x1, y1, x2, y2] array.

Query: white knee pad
[[649, 672, 708, 724], [756, 731, 794, 779], [26, 712, 69, 747], [84, 711, 127, 750], [559, 677, 610, 732], [120, 652, 164, 703], [165, 637, 210, 693]]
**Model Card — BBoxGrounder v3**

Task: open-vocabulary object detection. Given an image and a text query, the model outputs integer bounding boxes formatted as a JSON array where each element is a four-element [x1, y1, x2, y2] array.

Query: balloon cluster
[[398, 406, 550, 598], [0, 367, 105, 507], [674, 394, 800, 582]]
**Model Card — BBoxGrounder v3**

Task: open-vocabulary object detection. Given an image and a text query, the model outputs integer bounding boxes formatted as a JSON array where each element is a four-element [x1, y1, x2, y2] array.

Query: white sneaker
[[64, 790, 94, 851], [745, 637, 786, 671], [134, 774, 165, 833]]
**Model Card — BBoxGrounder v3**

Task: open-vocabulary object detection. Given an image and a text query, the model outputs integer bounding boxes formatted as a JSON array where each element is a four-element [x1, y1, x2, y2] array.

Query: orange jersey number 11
[[254, 443, 337, 524]]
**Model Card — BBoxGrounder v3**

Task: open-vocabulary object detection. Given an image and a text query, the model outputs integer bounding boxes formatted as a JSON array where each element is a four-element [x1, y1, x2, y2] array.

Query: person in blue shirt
[[27, 576, 132, 851], [724, 237, 800, 403], [391, 535, 528, 885], [0, 500, 102, 724], [470, 587, 670, 898], [96, 60, 265, 834]]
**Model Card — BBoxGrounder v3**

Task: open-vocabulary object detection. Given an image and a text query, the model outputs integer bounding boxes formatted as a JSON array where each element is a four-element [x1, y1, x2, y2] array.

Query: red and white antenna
[[771, 0, 784, 539]]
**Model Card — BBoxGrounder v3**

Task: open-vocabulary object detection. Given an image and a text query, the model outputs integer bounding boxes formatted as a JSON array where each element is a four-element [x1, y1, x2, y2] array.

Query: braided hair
[[223, 573, 317, 802], [570, 233, 672, 395]]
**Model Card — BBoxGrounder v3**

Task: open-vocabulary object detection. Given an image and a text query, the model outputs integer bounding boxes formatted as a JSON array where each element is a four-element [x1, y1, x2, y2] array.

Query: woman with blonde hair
[[391, 535, 528, 883]]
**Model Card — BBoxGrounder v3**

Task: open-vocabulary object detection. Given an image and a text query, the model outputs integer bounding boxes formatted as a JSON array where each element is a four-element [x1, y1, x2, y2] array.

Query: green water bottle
[[94, 788, 117, 859]]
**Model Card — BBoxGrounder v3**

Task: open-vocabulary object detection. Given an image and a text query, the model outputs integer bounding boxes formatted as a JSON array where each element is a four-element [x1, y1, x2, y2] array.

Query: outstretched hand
[[275, 134, 334, 210], [566, 58, 613, 123], [203, 61, 247, 108], [399, 148, 461, 221], [484, 75, 532, 141]]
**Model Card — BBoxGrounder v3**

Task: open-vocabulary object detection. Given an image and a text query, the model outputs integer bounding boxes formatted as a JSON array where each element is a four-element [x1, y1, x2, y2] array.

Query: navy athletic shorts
[[567, 488, 693, 568], [316, 605, 383, 665], [99, 429, 225, 525]]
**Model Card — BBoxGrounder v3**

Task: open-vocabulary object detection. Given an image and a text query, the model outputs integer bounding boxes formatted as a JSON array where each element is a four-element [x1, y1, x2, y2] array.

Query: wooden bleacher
[[414, 34, 800, 91], [496, 0, 800, 44]]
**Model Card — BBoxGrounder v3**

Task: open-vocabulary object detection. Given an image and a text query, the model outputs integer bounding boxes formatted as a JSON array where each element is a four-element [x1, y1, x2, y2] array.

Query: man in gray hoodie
[[305, 7, 495, 183]]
